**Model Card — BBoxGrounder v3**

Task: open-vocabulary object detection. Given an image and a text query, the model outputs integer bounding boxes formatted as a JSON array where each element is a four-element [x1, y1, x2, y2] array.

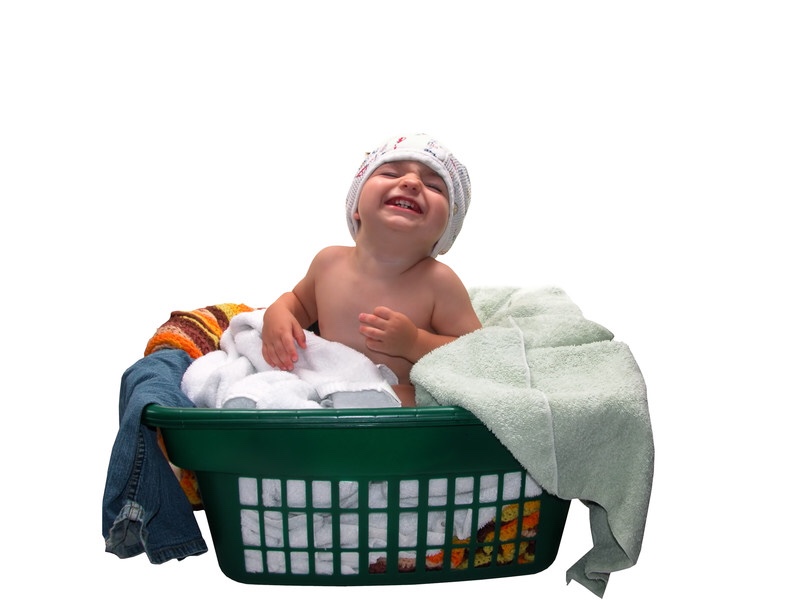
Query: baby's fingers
[[292, 322, 307, 350], [358, 313, 385, 339], [263, 337, 298, 371], [371, 306, 395, 320], [359, 311, 386, 329]]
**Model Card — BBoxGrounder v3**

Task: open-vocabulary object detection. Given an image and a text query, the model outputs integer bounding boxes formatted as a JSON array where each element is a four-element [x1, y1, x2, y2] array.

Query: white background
[[2, 1, 797, 598]]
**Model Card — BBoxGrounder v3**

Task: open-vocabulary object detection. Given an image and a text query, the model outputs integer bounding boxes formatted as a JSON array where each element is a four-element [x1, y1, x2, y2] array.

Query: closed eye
[[425, 182, 444, 193]]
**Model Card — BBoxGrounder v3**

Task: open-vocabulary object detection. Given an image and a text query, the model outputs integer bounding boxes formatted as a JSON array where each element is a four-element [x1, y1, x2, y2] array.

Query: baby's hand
[[261, 310, 307, 371], [358, 306, 418, 359]]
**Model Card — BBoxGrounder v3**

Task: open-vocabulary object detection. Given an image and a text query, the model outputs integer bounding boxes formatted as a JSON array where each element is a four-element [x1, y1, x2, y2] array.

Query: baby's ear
[[353, 210, 360, 221]]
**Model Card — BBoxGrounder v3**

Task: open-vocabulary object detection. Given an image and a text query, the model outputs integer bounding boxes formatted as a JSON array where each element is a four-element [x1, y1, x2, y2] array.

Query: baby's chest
[[318, 281, 434, 328]]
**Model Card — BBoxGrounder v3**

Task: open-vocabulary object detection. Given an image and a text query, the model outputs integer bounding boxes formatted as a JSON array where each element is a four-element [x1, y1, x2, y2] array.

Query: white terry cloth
[[181, 309, 400, 409], [260, 479, 361, 510]]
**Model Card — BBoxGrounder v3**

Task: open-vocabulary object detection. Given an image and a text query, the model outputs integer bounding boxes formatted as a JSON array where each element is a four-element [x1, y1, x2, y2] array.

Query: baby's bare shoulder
[[310, 245, 353, 268], [420, 258, 462, 285], [315, 245, 352, 258]]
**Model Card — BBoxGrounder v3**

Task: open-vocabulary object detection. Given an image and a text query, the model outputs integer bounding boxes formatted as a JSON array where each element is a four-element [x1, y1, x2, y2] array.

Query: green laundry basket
[[144, 405, 570, 585]]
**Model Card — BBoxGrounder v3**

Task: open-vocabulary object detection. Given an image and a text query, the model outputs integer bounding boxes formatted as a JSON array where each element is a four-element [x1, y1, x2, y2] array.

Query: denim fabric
[[102, 349, 208, 563]]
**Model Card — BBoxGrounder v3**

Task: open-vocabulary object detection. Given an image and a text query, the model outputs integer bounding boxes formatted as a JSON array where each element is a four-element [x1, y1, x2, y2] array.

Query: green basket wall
[[145, 405, 570, 585]]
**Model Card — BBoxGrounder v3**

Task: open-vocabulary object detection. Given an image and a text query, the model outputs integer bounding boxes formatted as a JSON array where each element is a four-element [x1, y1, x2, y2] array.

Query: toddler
[[261, 134, 481, 406]]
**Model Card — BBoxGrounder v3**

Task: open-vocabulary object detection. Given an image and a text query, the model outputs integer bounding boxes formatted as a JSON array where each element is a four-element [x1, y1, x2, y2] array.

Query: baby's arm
[[358, 265, 481, 363], [261, 292, 312, 370], [262, 256, 321, 370]]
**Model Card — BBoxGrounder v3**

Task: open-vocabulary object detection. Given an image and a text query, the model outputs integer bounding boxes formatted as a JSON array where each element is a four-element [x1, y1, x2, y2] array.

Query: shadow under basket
[[144, 405, 571, 586]]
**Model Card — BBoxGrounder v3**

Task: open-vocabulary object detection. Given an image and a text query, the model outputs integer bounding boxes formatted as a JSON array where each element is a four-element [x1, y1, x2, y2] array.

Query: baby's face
[[355, 160, 450, 251]]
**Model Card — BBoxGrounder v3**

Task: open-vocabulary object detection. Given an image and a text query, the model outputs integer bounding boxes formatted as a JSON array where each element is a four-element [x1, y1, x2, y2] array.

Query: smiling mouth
[[386, 198, 422, 213]]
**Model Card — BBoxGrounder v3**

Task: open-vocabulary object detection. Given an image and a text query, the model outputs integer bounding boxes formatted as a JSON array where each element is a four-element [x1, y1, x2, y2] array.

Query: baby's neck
[[352, 241, 432, 278]]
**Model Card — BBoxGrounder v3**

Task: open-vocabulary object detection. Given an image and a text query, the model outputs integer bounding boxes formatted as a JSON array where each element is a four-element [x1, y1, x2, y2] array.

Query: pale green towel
[[411, 287, 653, 597]]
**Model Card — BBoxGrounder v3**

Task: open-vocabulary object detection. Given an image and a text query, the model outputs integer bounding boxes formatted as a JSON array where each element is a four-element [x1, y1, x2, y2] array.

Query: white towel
[[181, 309, 400, 409]]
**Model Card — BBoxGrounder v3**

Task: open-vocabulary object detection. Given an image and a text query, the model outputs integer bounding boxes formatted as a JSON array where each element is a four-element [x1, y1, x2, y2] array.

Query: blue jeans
[[102, 349, 208, 563]]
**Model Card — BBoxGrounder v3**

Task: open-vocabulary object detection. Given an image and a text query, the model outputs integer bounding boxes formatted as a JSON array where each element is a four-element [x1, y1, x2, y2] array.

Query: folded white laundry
[[181, 309, 401, 409], [260, 478, 361, 510], [265, 549, 360, 575], [223, 371, 321, 409], [242, 472, 543, 575]]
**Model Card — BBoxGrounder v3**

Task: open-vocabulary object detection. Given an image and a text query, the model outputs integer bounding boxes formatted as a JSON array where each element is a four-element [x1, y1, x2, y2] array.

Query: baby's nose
[[399, 173, 421, 190]]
